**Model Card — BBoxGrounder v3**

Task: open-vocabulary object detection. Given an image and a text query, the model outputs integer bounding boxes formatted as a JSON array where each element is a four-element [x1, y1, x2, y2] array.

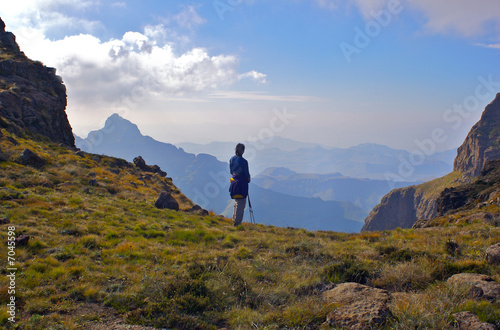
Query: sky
[[1, 0, 499, 153]]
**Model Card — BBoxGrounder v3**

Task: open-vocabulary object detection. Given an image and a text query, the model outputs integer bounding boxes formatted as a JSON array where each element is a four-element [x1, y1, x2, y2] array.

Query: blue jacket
[[229, 155, 250, 198]]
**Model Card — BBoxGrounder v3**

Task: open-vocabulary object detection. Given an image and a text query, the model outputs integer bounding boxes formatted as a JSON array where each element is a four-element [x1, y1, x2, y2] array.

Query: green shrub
[[321, 255, 371, 284], [372, 260, 434, 292], [376, 245, 422, 263], [458, 300, 500, 324]]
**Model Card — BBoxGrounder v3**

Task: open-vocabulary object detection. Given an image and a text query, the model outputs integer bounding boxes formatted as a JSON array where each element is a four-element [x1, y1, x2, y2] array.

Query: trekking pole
[[247, 193, 256, 225]]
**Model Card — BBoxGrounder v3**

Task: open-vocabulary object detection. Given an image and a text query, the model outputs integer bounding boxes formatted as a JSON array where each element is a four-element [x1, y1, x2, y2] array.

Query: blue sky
[[1, 0, 499, 152]]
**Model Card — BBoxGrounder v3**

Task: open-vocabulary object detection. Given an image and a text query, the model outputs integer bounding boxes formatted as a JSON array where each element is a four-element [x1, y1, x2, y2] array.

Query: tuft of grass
[[321, 255, 371, 284]]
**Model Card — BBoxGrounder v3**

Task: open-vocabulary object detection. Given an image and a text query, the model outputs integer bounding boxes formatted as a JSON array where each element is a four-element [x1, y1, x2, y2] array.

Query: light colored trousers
[[232, 197, 247, 226]]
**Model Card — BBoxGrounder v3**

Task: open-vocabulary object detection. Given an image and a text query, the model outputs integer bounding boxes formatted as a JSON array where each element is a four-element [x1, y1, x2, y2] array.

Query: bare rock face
[[362, 185, 437, 231], [0, 17, 74, 147], [454, 93, 500, 177], [452, 311, 497, 330], [486, 243, 500, 265], [447, 273, 500, 302], [322, 283, 392, 329]]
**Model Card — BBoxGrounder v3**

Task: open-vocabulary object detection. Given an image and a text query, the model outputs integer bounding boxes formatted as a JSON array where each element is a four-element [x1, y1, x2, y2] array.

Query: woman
[[229, 143, 251, 226]]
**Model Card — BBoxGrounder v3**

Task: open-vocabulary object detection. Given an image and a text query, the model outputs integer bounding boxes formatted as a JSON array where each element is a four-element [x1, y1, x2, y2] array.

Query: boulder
[[134, 156, 167, 177], [19, 148, 46, 168], [15, 235, 30, 246], [187, 205, 209, 216], [154, 191, 179, 211], [447, 273, 500, 301], [453, 311, 496, 330], [485, 243, 500, 265], [322, 283, 392, 329]]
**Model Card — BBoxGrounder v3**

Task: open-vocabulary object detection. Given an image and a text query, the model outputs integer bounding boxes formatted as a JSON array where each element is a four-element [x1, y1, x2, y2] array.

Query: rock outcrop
[[363, 93, 500, 231], [322, 283, 392, 329], [436, 159, 500, 216], [454, 93, 500, 177], [362, 185, 437, 231], [447, 273, 500, 302], [133, 156, 167, 177], [0, 17, 74, 147], [452, 311, 497, 330], [486, 243, 500, 265]]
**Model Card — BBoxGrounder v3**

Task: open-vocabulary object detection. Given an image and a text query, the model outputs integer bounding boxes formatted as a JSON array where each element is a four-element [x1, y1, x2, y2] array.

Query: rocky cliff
[[0, 18, 74, 147], [362, 93, 500, 231], [454, 93, 500, 177], [361, 172, 460, 231]]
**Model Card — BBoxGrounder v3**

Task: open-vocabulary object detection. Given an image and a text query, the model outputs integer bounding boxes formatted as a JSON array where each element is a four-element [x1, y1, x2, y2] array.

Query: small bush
[[445, 239, 461, 257], [458, 300, 500, 324], [321, 255, 371, 284], [126, 276, 219, 329], [235, 247, 253, 260], [80, 235, 100, 250], [388, 282, 469, 329], [376, 245, 421, 263], [433, 259, 490, 280], [372, 260, 434, 292]]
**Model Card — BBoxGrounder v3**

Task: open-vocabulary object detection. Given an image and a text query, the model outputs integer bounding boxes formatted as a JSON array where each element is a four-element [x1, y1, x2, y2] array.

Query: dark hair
[[235, 143, 245, 156]]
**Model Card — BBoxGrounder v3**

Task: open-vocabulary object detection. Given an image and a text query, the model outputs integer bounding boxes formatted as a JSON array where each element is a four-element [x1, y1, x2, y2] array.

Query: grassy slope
[[0, 130, 499, 329]]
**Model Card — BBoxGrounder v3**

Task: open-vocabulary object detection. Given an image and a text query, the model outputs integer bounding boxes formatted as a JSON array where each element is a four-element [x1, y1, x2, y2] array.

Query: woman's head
[[235, 143, 245, 156]]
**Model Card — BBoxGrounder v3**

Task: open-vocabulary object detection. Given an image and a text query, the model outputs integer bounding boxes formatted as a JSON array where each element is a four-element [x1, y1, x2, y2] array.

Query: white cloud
[[209, 91, 325, 102], [475, 43, 500, 49], [170, 5, 206, 30], [0, 0, 268, 125], [349, 0, 388, 18], [346, 0, 500, 39], [29, 31, 242, 103], [238, 70, 267, 84], [0, 0, 102, 37], [111, 2, 127, 8], [408, 0, 500, 38], [315, 0, 340, 10]]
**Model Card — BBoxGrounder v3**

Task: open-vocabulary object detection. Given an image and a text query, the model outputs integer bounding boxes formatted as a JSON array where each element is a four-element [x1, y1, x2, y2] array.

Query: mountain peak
[[454, 93, 500, 177], [103, 113, 142, 135]]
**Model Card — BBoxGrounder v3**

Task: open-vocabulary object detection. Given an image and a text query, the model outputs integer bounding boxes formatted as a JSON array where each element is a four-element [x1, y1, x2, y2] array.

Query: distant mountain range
[[253, 167, 414, 211], [178, 140, 455, 182], [75, 114, 367, 232]]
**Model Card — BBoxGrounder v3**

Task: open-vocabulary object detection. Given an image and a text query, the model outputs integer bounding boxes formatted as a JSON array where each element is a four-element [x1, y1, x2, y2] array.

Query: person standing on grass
[[229, 143, 251, 226]]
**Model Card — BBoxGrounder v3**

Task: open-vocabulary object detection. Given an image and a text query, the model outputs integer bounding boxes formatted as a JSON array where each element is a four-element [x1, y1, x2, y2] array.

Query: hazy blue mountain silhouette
[[254, 167, 416, 211], [222, 184, 365, 232], [76, 114, 366, 232], [179, 141, 455, 181]]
